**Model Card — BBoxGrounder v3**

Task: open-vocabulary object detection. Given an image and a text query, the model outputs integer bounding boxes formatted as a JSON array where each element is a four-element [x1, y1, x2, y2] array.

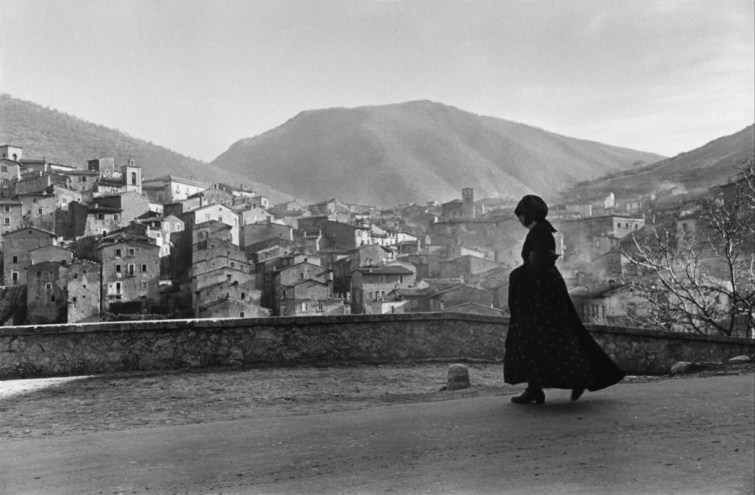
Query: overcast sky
[[1, 0, 753, 162]]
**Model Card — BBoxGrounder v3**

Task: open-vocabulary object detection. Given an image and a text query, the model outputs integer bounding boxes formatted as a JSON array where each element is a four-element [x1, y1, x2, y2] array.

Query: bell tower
[[462, 187, 475, 219], [122, 158, 142, 194]]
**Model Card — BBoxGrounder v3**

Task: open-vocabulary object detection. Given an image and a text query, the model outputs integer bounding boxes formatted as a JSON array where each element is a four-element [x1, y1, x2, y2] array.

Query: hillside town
[[0, 143, 752, 337]]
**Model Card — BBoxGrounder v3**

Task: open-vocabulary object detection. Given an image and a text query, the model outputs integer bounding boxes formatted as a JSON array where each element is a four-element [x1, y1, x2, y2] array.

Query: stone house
[[279, 279, 336, 316], [558, 214, 645, 265], [29, 245, 74, 266], [26, 258, 101, 324], [269, 260, 331, 316], [199, 296, 270, 319], [13, 171, 68, 196], [183, 203, 240, 246], [308, 198, 351, 218], [183, 187, 234, 209], [0, 198, 23, 240], [0, 158, 22, 187], [350, 263, 416, 314], [3, 226, 57, 285], [0, 144, 23, 161], [26, 261, 68, 324], [397, 252, 445, 280], [92, 192, 151, 225], [394, 282, 492, 313], [142, 175, 210, 205], [195, 279, 267, 319], [135, 213, 185, 258], [88, 157, 117, 179], [70, 202, 123, 238], [297, 217, 372, 250], [235, 204, 272, 226], [242, 217, 293, 248], [96, 234, 160, 313], [441, 199, 465, 220], [18, 185, 82, 234], [429, 283, 493, 311], [569, 282, 646, 327], [64, 169, 100, 193], [192, 266, 255, 314], [191, 228, 253, 314], [330, 244, 396, 298], [438, 254, 500, 281]]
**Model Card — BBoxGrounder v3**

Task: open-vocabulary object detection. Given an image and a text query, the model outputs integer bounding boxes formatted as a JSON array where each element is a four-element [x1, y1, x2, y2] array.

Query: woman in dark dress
[[504, 195, 624, 404]]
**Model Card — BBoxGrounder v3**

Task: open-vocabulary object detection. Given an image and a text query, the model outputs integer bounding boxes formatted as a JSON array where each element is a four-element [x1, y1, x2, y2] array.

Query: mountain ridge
[[562, 124, 755, 202], [212, 100, 666, 207]]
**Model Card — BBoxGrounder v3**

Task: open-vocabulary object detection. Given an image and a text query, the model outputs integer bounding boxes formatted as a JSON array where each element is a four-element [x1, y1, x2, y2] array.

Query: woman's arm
[[526, 224, 557, 269]]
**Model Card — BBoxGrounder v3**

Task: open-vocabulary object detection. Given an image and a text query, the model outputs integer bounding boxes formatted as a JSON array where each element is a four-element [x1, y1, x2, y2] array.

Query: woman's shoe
[[571, 387, 585, 401], [511, 388, 545, 405]]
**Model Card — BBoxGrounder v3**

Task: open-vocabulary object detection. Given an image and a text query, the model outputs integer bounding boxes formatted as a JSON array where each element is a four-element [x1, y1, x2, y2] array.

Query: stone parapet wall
[[1, 314, 753, 379]]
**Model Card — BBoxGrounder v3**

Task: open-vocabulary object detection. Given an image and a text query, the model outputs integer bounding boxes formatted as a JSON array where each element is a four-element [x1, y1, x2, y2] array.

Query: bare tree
[[620, 159, 754, 337]]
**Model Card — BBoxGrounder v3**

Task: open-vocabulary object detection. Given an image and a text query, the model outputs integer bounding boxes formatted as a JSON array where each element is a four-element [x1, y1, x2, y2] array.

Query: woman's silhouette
[[504, 195, 624, 404]]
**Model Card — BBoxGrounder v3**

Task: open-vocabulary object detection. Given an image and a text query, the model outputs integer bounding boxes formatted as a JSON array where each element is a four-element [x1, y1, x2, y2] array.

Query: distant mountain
[[211, 100, 665, 207], [563, 125, 755, 202], [0, 94, 293, 203]]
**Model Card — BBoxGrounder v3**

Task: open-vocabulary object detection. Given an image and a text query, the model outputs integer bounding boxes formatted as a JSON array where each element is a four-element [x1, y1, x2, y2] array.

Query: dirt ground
[[0, 362, 735, 441]]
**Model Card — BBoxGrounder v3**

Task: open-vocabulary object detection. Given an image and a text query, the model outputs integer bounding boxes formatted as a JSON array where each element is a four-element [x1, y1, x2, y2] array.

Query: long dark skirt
[[503, 264, 625, 391]]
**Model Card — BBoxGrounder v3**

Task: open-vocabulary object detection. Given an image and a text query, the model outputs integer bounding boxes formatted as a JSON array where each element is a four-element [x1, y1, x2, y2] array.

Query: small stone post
[[446, 363, 471, 390]]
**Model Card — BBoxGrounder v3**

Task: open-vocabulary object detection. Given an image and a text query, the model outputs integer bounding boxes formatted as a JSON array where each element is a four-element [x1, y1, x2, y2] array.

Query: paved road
[[1, 374, 753, 495]]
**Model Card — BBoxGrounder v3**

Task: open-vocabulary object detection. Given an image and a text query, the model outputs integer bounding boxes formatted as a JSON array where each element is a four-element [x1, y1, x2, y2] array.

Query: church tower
[[462, 187, 475, 219], [122, 158, 142, 194]]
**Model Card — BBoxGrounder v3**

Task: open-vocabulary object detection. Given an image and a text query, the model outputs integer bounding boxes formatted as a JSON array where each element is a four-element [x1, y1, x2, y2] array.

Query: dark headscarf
[[515, 195, 557, 232]]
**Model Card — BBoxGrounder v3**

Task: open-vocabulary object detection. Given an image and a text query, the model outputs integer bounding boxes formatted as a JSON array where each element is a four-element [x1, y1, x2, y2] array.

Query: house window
[[128, 248, 135, 256], [240, 292, 246, 300], [3, 205, 9, 212], [301, 302, 308, 312], [45, 283, 52, 290], [114, 214, 119, 221], [239, 311, 245, 318], [36, 271, 41, 278], [98, 214, 104, 220], [37, 208, 43, 215], [116, 264, 122, 273], [12, 255, 17, 263], [141, 264, 147, 272], [127, 264, 135, 275], [115, 282, 121, 294], [11, 271, 18, 282], [230, 262, 235, 268], [72, 297, 77, 306], [115, 249, 122, 257]]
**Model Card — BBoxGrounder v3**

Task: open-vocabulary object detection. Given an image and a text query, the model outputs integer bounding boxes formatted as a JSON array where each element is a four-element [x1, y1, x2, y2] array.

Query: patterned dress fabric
[[504, 222, 625, 390]]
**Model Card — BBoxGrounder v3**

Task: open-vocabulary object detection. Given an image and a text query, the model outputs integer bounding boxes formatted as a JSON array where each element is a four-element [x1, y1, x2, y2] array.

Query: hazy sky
[[1, 0, 753, 162]]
